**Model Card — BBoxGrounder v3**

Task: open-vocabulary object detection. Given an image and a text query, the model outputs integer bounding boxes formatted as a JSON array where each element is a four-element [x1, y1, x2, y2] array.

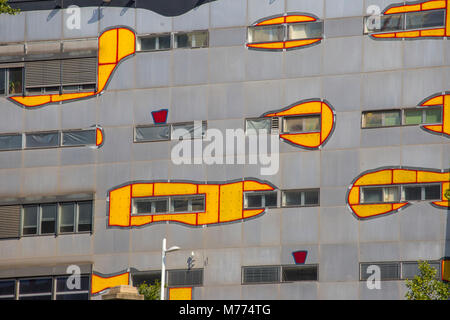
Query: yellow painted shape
[[421, 28, 445, 36], [422, 95, 444, 106], [132, 183, 154, 198], [247, 42, 284, 49], [109, 185, 131, 227], [154, 182, 197, 196], [442, 182, 450, 200], [96, 128, 103, 146], [219, 182, 243, 222], [385, 4, 421, 14], [444, 95, 450, 134], [152, 213, 197, 225], [9, 95, 51, 107], [280, 133, 321, 148], [321, 103, 334, 142], [442, 260, 450, 281], [393, 203, 408, 210], [422, 124, 443, 133], [396, 30, 420, 37], [432, 201, 450, 207], [118, 28, 136, 61], [243, 209, 265, 219], [355, 170, 392, 186], [197, 184, 219, 225], [91, 272, 129, 295], [417, 171, 448, 183], [393, 169, 417, 184], [243, 180, 274, 192], [284, 38, 321, 49], [286, 15, 316, 23], [98, 28, 118, 65], [372, 33, 396, 38], [169, 287, 192, 300], [97, 63, 116, 93], [131, 215, 153, 226], [421, 0, 446, 10], [50, 92, 94, 102], [447, 0, 450, 36], [351, 204, 394, 218], [256, 16, 285, 26], [348, 187, 360, 205]]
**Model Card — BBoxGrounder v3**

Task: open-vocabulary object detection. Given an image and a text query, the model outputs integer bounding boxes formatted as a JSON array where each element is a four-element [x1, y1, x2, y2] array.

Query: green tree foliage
[[405, 261, 450, 300], [137, 280, 161, 300], [0, 0, 20, 15]]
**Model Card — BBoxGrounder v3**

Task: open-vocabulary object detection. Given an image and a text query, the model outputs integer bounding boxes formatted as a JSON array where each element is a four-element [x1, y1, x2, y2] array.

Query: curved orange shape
[[347, 167, 450, 219], [419, 92, 450, 138], [96, 127, 104, 147], [370, 0, 450, 39], [263, 99, 335, 149], [247, 13, 322, 51], [108, 179, 275, 227], [91, 271, 129, 295], [8, 27, 136, 108]]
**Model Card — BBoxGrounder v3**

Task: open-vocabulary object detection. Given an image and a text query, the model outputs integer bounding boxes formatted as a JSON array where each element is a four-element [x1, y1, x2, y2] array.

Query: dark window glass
[[172, 198, 189, 212], [282, 191, 302, 207], [154, 200, 168, 213], [25, 132, 60, 149], [242, 266, 280, 284], [8, 67, 22, 95], [424, 108, 442, 124], [77, 201, 92, 232], [404, 109, 422, 125], [139, 36, 157, 50], [19, 278, 52, 294], [167, 269, 203, 286], [245, 194, 263, 208], [401, 262, 441, 280], [265, 192, 278, 207], [135, 125, 170, 142], [288, 22, 323, 40], [132, 272, 161, 287], [41, 204, 56, 234], [0, 280, 15, 296], [0, 68, 5, 95], [135, 200, 152, 214], [55, 293, 89, 300], [62, 130, 96, 146], [23, 205, 38, 235], [424, 185, 441, 200], [0, 134, 22, 151], [175, 33, 189, 48], [158, 35, 171, 50], [405, 9, 445, 30], [56, 275, 90, 292], [191, 197, 205, 211], [19, 294, 52, 300], [304, 190, 319, 205], [363, 112, 382, 128], [360, 263, 400, 281], [0, 296, 15, 300], [248, 25, 284, 43], [404, 186, 422, 201], [365, 14, 404, 33], [282, 265, 318, 282], [60, 203, 75, 233], [363, 188, 383, 203]]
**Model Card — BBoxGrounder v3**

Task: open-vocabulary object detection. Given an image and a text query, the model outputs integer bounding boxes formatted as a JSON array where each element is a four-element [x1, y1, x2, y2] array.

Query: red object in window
[[151, 109, 168, 124], [292, 251, 307, 264]]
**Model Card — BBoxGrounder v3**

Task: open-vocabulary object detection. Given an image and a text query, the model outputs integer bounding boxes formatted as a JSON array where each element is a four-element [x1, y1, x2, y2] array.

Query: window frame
[[134, 121, 207, 143], [0, 66, 24, 96], [360, 262, 401, 281], [402, 106, 442, 126], [281, 189, 320, 208], [360, 184, 441, 204], [245, 117, 273, 135], [281, 264, 319, 282], [361, 109, 402, 129], [173, 30, 209, 49], [360, 186, 401, 204], [136, 33, 173, 52], [132, 194, 206, 216], [281, 114, 321, 134], [243, 191, 279, 209]]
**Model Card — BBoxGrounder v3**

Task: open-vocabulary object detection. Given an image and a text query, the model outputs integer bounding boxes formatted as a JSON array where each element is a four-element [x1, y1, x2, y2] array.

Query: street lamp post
[[161, 238, 180, 300]]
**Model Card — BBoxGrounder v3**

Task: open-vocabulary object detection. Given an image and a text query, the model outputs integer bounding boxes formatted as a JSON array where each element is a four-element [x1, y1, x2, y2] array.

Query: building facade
[[0, 0, 449, 300]]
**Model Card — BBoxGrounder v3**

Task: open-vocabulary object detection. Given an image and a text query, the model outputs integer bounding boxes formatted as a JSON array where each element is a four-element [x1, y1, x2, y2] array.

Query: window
[[242, 266, 280, 284], [281, 189, 320, 207], [174, 31, 208, 49], [0, 134, 22, 151], [132, 195, 205, 215], [137, 34, 172, 51], [403, 184, 441, 201], [132, 271, 161, 287], [362, 110, 401, 128], [0, 68, 5, 95], [247, 21, 323, 45], [61, 129, 97, 147], [0, 280, 15, 300], [363, 9, 445, 34], [401, 261, 441, 280], [282, 265, 318, 282], [245, 118, 272, 134], [404, 107, 442, 125], [360, 263, 400, 281], [283, 115, 320, 133], [18, 277, 53, 300], [21, 200, 93, 237], [25, 131, 60, 149], [243, 191, 278, 209], [55, 275, 90, 300], [361, 186, 400, 204], [134, 121, 207, 142], [0, 67, 23, 95], [167, 269, 203, 287]]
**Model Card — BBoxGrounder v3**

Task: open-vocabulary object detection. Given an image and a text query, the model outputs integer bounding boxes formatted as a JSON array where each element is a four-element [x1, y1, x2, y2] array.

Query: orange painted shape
[[152, 213, 197, 225], [154, 182, 197, 196], [396, 30, 421, 38], [109, 185, 132, 227], [432, 200, 450, 207], [417, 171, 448, 183], [372, 33, 396, 38], [243, 209, 265, 219], [443, 95, 450, 135], [421, 0, 447, 10], [354, 170, 393, 186], [392, 169, 417, 184], [96, 128, 104, 147], [420, 28, 445, 37], [285, 15, 316, 23], [169, 287, 192, 300], [91, 272, 129, 295], [97, 63, 117, 93], [256, 16, 285, 26], [350, 204, 396, 219], [284, 38, 321, 49], [348, 187, 360, 205], [422, 95, 444, 106], [280, 132, 321, 148], [243, 180, 274, 192], [446, 0, 450, 36], [247, 42, 285, 49], [117, 28, 136, 61], [130, 215, 153, 226], [385, 3, 421, 14], [98, 28, 118, 65], [131, 183, 154, 198], [320, 102, 334, 143], [442, 260, 450, 281], [9, 95, 52, 108], [392, 203, 409, 211]]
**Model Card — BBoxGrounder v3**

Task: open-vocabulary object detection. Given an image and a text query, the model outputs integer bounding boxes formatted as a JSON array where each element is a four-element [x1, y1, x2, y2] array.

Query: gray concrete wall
[[0, 0, 449, 300]]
